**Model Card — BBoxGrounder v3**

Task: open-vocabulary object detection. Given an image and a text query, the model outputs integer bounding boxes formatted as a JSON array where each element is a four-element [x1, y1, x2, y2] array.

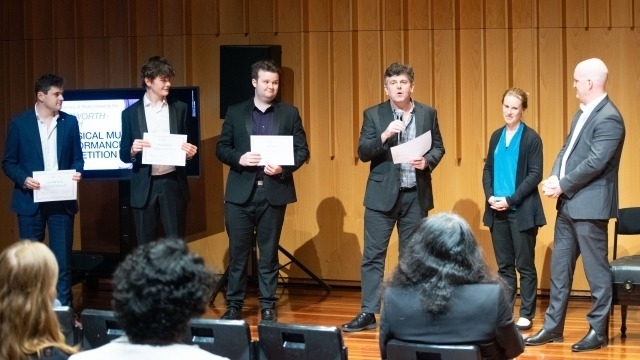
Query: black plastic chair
[[54, 306, 77, 346], [80, 309, 125, 350], [386, 339, 482, 360], [182, 318, 255, 360], [610, 207, 640, 337], [257, 322, 347, 360]]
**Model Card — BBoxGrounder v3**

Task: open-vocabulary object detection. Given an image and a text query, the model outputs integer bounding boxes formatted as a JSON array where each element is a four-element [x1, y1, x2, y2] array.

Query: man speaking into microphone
[[342, 63, 445, 332]]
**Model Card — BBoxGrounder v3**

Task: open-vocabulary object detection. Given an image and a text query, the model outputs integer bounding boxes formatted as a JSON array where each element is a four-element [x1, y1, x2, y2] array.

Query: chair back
[[386, 339, 482, 360], [258, 322, 347, 360], [54, 306, 77, 346], [614, 207, 640, 259], [182, 318, 255, 360], [80, 309, 125, 350]]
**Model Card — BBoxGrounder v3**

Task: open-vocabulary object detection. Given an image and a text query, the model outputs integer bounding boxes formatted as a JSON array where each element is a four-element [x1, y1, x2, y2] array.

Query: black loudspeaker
[[220, 45, 282, 118]]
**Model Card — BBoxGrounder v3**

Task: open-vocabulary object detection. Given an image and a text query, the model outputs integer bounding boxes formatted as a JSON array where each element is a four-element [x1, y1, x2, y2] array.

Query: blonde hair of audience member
[[0, 241, 77, 360]]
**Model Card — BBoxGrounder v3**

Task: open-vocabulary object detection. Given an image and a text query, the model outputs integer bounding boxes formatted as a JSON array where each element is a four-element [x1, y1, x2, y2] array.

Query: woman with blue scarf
[[482, 88, 546, 332]]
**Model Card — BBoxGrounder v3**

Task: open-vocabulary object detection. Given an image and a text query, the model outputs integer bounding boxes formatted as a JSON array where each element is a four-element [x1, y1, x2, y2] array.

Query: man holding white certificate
[[120, 56, 198, 245], [216, 59, 309, 322], [2, 74, 84, 306]]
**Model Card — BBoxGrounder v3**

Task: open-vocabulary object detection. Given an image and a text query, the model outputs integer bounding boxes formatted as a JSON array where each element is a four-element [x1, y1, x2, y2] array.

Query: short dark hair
[[34, 74, 64, 96], [111, 239, 215, 344], [140, 56, 176, 88], [384, 63, 414, 84], [388, 212, 500, 315], [251, 59, 281, 80]]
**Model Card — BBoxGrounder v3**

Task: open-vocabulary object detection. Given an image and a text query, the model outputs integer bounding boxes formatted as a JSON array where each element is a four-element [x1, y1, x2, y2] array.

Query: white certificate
[[33, 170, 77, 203], [142, 133, 187, 166], [391, 130, 432, 164], [250, 135, 294, 166]]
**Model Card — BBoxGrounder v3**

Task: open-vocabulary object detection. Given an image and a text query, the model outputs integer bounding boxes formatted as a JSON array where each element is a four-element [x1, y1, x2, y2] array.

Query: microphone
[[394, 109, 404, 144]]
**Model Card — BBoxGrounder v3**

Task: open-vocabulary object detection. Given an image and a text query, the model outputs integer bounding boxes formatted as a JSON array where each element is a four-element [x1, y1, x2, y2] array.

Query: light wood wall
[[2, 0, 640, 291]]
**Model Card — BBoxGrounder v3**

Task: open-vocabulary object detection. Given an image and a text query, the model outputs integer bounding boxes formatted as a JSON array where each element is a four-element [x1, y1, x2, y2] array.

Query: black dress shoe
[[571, 328, 607, 352], [341, 312, 376, 332], [221, 306, 242, 320], [261, 308, 277, 322], [524, 329, 564, 346]]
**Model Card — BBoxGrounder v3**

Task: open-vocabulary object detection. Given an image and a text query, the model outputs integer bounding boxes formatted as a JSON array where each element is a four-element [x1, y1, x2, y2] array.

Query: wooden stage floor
[[77, 282, 640, 359]]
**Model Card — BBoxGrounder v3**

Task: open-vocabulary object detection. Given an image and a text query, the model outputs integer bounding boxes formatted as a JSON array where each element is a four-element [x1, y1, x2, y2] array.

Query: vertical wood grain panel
[[277, 0, 303, 33], [219, 0, 245, 34], [407, 0, 431, 30], [459, 0, 483, 29], [249, 0, 274, 33], [537, 0, 564, 28], [565, 0, 587, 28], [485, 0, 507, 29]]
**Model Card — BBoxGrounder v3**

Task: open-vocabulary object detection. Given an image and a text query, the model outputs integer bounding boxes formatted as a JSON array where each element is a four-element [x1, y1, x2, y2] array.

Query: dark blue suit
[[2, 108, 84, 305]]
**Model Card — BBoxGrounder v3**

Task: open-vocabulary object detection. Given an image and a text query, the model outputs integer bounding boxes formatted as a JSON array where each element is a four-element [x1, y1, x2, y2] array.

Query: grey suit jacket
[[551, 96, 625, 219], [358, 100, 445, 214], [119, 97, 190, 208]]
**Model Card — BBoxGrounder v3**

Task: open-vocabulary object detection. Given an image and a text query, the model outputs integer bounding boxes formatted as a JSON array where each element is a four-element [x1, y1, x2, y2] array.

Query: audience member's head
[[389, 212, 499, 315], [112, 239, 215, 344], [0, 241, 76, 360]]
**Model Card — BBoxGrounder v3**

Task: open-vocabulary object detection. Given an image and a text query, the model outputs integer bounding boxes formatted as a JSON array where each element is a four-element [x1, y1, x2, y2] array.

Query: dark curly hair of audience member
[[111, 239, 215, 344], [388, 212, 500, 315]]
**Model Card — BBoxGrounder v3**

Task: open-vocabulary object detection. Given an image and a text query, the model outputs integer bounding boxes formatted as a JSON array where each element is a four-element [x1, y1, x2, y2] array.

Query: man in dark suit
[[216, 59, 309, 322], [525, 58, 625, 352], [2, 73, 84, 306], [119, 56, 198, 245], [342, 63, 445, 332]]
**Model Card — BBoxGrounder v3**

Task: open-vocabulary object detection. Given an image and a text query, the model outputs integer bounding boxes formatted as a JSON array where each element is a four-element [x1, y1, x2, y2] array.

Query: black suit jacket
[[2, 109, 84, 215], [482, 123, 546, 231], [119, 97, 190, 208], [380, 284, 524, 360], [216, 99, 309, 206], [358, 100, 445, 213]]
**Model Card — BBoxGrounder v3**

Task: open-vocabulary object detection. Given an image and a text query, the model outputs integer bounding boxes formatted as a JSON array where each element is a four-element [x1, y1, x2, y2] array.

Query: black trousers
[[224, 184, 286, 309], [132, 172, 187, 245]]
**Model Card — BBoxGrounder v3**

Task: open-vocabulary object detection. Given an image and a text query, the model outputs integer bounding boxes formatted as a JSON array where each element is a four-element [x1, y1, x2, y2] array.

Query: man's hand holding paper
[[32, 170, 78, 203], [141, 132, 188, 166], [250, 135, 294, 166], [390, 130, 432, 164]]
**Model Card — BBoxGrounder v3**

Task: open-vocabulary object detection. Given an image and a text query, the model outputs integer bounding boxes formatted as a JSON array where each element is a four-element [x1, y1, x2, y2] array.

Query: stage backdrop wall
[[2, 0, 640, 292]]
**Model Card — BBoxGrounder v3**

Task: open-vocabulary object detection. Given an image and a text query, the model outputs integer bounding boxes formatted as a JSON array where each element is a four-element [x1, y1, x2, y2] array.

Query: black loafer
[[221, 306, 242, 320], [261, 308, 277, 322], [524, 329, 564, 346], [571, 328, 607, 352], [341, 312, 376, 332]]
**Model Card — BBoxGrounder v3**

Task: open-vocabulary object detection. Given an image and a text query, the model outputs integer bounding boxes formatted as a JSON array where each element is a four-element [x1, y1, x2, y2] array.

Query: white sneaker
[[516, 317, 532, 330]]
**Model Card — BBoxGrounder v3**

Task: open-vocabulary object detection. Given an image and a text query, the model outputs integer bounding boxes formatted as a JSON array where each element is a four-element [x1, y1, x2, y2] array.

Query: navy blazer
[[358, 100, 445, 214], [2, 109, 84, 215], [482, 123, 546, 231], [551, 96, 625, 220], [380, 284, 524, 360], [216, 99, 309, 206], [119, 97, 190, 208]]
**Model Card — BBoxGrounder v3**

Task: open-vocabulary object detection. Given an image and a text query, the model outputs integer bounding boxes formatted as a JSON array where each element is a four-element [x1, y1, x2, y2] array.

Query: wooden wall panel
[[537, 0, 564, 28], [4, 0, 640, 292], [459, 0, 483, 29], [407, 0, 431, 30]]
